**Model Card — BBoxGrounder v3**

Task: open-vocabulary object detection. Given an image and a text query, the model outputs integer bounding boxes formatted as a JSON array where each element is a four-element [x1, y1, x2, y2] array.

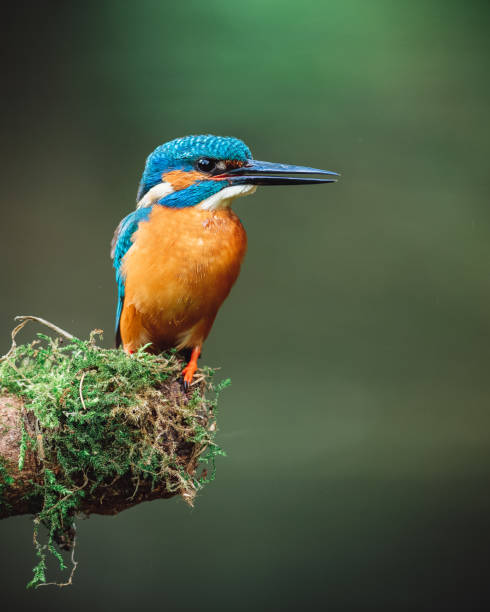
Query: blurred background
[[1, 0, 489, 609]]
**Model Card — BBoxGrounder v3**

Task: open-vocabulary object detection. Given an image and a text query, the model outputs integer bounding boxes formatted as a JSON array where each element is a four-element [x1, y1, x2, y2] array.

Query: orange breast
[[120, 205, 247, 352]]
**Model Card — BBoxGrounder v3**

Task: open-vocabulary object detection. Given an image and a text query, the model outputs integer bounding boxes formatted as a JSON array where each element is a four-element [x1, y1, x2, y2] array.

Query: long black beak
[[224, 160, 339, 186]]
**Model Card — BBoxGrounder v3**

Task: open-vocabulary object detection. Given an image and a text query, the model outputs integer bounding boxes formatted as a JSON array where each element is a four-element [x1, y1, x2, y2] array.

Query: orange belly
[[120, 204, 247, 352]]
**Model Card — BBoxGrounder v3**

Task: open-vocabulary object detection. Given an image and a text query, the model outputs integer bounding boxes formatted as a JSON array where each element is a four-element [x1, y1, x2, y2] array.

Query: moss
[[0, 330, 226, 588], [0, 457, 14, 509]]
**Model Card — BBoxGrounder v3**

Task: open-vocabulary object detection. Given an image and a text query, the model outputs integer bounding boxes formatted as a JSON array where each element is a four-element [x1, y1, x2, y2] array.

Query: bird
[[111, 134, 337, 389]]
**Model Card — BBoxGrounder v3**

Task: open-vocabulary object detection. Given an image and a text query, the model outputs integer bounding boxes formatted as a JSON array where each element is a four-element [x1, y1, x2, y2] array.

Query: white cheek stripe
[[137, 181, 174, 208], [198, 184, 257, 210], [136, 181, 256, 211]]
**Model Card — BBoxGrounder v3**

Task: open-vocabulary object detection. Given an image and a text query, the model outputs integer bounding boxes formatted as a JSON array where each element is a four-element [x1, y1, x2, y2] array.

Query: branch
[[0, 318, 224, 588], [0, 386, 209, 519]]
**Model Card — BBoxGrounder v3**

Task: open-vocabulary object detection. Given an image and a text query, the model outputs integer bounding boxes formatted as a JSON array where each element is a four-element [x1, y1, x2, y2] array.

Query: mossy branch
[[0, 317, 227, 588]]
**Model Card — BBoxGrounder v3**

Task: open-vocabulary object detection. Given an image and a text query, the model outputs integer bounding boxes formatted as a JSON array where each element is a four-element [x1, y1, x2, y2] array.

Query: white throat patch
[[198, 184, 257, 211], [136, 181, 174, 208]]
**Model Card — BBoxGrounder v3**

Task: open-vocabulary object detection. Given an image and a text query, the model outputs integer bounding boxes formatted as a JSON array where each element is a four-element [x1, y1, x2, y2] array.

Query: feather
[[111, 207, 152, 345]]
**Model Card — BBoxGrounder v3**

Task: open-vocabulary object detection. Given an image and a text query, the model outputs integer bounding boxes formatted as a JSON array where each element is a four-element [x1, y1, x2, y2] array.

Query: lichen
[[0, 330, 227, 588]]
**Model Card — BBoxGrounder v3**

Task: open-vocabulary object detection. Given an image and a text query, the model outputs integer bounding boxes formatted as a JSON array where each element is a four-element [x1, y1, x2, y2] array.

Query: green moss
[[0, 331, 225, 588], [0, 457, 15, 509]]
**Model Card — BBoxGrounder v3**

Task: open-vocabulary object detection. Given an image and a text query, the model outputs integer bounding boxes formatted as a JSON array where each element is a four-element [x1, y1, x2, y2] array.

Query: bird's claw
[[181, 362, 197, 392]]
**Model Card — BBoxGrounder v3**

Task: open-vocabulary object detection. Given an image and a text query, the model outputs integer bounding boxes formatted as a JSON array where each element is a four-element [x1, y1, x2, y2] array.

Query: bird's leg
[[182, 345, 201, 391]]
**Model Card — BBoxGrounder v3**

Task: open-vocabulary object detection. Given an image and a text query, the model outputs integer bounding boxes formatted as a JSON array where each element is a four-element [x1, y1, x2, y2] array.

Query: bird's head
[[136, 134, 337, 210]]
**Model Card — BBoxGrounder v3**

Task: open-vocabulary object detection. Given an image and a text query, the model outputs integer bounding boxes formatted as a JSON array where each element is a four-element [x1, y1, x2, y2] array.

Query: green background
[[1, 1, 489, 609]]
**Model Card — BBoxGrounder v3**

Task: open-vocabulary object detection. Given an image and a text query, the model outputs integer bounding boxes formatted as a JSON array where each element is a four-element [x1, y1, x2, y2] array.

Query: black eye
[[196, 157, 216, 173]]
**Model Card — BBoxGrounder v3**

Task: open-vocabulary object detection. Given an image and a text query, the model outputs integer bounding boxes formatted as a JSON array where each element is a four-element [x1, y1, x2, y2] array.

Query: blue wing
[[110, 207, 152, 346]]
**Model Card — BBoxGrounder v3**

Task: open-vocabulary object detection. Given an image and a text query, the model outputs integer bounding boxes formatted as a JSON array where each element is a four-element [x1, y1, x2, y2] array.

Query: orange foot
[[182, 346, 201, 391]]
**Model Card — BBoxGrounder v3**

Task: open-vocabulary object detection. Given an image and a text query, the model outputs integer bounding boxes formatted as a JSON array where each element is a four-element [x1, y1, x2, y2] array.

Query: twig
[[0, 319, 30, 361], [37, 537, 78, 589], [34, 418, 45, 463], [43, 475, 89, 516], [14, 316, 74, 340], [79, 372, 87, 411], [0, 315, 75, 362]]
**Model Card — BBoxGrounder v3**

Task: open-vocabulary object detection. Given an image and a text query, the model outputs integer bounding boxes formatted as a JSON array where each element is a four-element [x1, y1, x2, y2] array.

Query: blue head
[[135, 134, 338, 210], [136, 135, 253, 209]]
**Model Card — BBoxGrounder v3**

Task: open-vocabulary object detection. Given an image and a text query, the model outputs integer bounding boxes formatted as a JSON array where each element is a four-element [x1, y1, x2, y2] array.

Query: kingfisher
[[111, 135, 337, 388]]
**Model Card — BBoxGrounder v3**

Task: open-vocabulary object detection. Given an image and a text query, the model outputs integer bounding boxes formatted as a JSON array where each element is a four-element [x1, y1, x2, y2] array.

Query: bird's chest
[[123, 205, 247, 314]]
